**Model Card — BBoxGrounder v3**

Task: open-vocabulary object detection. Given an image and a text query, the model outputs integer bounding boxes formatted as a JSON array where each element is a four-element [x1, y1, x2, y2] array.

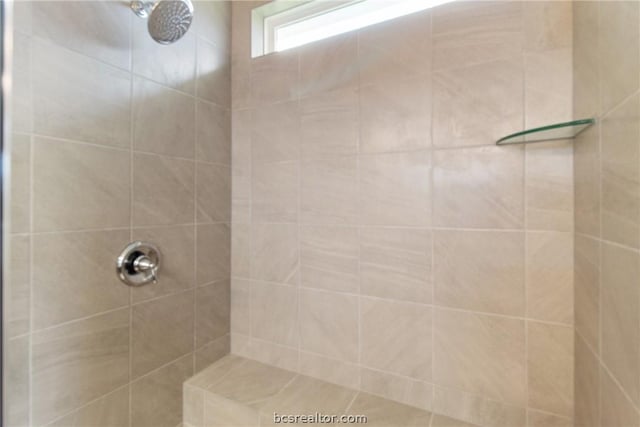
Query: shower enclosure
[[3, 0, 638, 426]]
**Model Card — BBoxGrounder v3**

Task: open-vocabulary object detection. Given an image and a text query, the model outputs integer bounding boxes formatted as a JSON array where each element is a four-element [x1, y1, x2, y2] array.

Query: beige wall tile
[[231, 223, 251, 278], [300, 87, 359, 158], [359, 368, 433, 411], [575, 234, 600, 353], [14, 0, 31, 35], [433, 309, 526, 406], [527, 411, 572, 427], [527, 322, 573, 417], [133, 153, 195, 226], [574, 125, 600, 237], [193, 0, 230, 47], [132, 225, 196, 303], [12, 33, 31, 134], [432, 1, 523, 71], [433, 58, 523, 148], [7, 235, 29, 338], [6, 336, 29, 427], [183, 385, 204, 427], [195, 334, 230, 373], [526, 232, 573, 324], [251, 281, 298, 348], [361, 227, 432, 304], [300, 225, 359, 294], [601, 242, 640, 405], [346, 392, 432, 426], [434, 230, 525, 316], [203, 393, 260, 427], [601, 93, 640, 249], [132, 25, 196, 94], [132, 291, 195, 378], [197, 163, 231, 223], [197, 38, 230, 107], [197, 223, 231, 285], [359, 151, 431, 227], [361, 298, 431, 381], [197, 100, 231, 164], [574, 333, 599, 427], [10, 134, 30, 234], [250, 223, 298, 284], [525, 140, 573, 232], [33, 137, 130, 232], [32, 309, 130, 425], [32, 230, 130, 329], [431, 414, 478, 427], [299, 288, 358, 362], [196, 280, 230, 347], [298, 351, 360, 390], [33, 39, 131, 148], [301, 156, 358, 225], [601, 367, 640, 427], [433, 146, 524, 229], [232, 335, 299, 372], [599, 0, 639, 114], [251, 101, 300, 164], [525, 49, 572, 129], [49, 387, 129, 427], [132, 355, 194, 427], [358, 10, 431, 86], [432, 386, 526, 427], [299, 33, 359, 97], [133, 77, 196, 158], [32, 0, 130, 69], [252, 161, 298, 223], [250, 49, 298, 106], [524, 1, 572, 52], [573, 1, 599, 119], [360, 77, 431, 153]]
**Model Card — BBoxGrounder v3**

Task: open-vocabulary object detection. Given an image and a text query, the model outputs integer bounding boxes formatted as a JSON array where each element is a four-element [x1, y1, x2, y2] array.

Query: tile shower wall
[[5, 1, 231, 426], [231, 1, 574, 425], [573, 1, 640, 425]]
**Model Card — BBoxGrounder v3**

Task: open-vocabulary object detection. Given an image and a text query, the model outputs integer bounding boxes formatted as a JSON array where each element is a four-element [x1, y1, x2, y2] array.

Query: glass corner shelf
[[496, 118, 596, 146]]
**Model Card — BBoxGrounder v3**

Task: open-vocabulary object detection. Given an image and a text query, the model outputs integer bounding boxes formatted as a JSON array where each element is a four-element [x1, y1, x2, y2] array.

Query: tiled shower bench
[[183, 355, 478, 427]]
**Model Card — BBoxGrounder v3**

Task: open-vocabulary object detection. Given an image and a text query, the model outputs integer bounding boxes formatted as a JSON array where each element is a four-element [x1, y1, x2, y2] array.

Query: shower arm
[[130, 1, 154, 19]]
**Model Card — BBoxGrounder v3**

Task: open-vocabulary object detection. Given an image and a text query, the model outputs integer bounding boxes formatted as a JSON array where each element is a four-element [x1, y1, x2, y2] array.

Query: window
[[252, 0, 454, 57]]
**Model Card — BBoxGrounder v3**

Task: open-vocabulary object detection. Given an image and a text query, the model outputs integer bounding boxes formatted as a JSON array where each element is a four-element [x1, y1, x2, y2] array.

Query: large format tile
[[360, 77, 431, 153], [359, 151, 431, 227], [231, 279, 251, 335], [299, 351, 360, 390], [194, 0, 231, 47], [195, 334, 230, 373], [197, 99, 231, 164], [251, 281, 298, 347], [434, 230, 525, 316], [574, 333, 599, 427], [526, 232, 573, 324], [196, 280, 231, 347], [300, 225, 359, 294], [360, 227, 432, 304], [250, 49, 298, 106], [601, 367, 640, 427], [346, 393, 432, 427], [32, 230, 130, 329], [197, 38, 231, 107], [250, 223, 298, 284], [252, 101, 300, 164], [32, 0, 131, 70], [575, 234, 600, 351], [133, 153, 195, 226], [132, 355, 194, 427], [433, 146, 524, 229], [301, 156, 358, 225], [299, 288, 358, 362], [433, 309, 526, 406], [33, 137, 130, 232], [197, 223, 231, 285], [32, 309, 130, 425], [252, 161, 298, 223], [300, 87, 359, 158], [601, 242, 640, 405], [361, 298, 431, 381], [573, 1, 599, 119], [197, 163, 231, 223], [48, 387, 129, 427], [7, 235, 29, 338], [10, 134, 30, 234], [433, 58, 523, 148], [601, 93, 640, 249], [527, 322, 573, 417], [132, 23, 196, 94], [132, 225, 196, 302], [574, 125, 600, 237], [133, 77, 196, 158], [33, 40, 131, 148], [359, 369, 433, 412], [132, 291, 195, 378], [523, 1, 572, 52], [12, 33, 31, 134], [6, 336, 29, 427]]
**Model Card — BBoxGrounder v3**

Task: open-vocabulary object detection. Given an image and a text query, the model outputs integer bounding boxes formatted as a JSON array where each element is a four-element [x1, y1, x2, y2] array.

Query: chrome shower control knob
[[116, 241, 161, 286]]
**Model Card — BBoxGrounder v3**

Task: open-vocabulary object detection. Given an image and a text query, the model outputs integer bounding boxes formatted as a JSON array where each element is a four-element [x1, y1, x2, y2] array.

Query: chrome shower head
[[131, 0, 194, 45]]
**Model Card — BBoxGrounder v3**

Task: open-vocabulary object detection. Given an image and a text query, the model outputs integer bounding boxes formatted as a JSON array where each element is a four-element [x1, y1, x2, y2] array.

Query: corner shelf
[[496, 118, 596, 146]]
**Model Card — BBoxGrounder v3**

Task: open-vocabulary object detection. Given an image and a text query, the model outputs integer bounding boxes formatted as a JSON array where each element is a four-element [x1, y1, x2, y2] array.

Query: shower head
[[131, 0, 194, 45]]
